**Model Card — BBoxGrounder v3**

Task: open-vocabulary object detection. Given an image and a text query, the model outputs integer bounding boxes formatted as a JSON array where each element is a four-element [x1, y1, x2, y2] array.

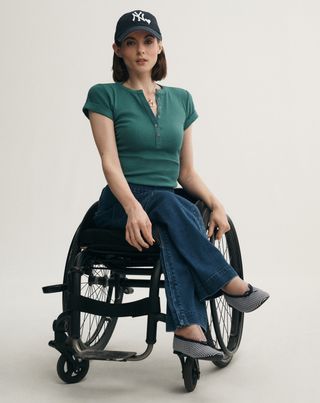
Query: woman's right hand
[[125, 203, 156, 252]]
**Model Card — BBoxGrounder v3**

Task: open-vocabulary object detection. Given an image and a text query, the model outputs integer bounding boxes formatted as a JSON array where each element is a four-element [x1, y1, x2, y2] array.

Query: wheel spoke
[[75, 263, 124, 349]]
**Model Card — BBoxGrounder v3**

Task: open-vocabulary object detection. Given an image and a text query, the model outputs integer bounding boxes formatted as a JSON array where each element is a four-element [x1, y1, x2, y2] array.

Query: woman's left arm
[[177, 125, 230, 240]]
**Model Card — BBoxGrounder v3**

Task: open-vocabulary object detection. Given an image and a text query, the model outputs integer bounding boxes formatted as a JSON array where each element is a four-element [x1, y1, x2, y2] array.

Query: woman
[[82, 9, 269, 360]]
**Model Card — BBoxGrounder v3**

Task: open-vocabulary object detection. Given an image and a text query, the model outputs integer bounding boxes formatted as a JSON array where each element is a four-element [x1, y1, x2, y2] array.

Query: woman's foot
[[222, 276, 250, 296], [173, 325, 223, 360], [223, 282, 270, 312], [173, 334, 223, 360], [174, 324, 207, 342]]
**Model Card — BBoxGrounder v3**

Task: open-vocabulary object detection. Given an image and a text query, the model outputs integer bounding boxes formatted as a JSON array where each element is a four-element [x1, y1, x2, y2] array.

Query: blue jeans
[[93, 182, 238, 333]]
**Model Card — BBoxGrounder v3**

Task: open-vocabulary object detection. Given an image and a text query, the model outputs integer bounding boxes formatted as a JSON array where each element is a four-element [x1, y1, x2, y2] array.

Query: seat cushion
[[79, 227, 161, 255]]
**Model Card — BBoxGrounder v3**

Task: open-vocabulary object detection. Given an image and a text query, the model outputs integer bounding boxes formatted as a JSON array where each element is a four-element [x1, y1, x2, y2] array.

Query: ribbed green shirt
[[82, 81, 198, 187]]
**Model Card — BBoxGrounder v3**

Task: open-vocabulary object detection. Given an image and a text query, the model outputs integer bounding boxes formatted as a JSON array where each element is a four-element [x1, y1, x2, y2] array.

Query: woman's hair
[[112, 38, 167, 82]]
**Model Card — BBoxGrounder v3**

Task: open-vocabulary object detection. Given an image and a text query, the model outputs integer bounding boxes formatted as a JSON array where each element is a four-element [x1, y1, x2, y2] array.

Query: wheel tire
[[182, 357, 200, 392], [199, 206, 245, 365], [57, 354, 89, 384], [62, 227, 124, 351], [211, 353, 233, 368]]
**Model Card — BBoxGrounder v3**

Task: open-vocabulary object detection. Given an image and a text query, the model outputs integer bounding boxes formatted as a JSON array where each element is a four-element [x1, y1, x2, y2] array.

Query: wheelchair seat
[[79, 226, 161, 255], [76, 186, 201, 256]]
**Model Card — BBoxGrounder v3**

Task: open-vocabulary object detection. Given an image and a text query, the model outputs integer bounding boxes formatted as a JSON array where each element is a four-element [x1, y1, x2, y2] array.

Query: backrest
[[79, 201, 99, 231], [174, 187, 198, 203]]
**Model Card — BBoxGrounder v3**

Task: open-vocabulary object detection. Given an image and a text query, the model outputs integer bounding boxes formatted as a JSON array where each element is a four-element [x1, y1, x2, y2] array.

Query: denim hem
[[197, 265, 239, 302], [157, 229, 191, 328], [165, 310, 209, 333]]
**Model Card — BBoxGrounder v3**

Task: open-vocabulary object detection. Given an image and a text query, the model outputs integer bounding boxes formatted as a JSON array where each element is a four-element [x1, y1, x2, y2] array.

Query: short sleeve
[[82, 84, 114, 120], [184, 90, 199, 130]]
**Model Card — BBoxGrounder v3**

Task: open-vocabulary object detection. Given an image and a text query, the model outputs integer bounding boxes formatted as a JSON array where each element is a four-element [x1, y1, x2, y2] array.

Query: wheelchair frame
[[42, 187, 244, 392]]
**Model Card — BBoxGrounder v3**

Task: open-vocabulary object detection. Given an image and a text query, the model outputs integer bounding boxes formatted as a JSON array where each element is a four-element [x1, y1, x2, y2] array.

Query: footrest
[[76, 349, 137, 362]]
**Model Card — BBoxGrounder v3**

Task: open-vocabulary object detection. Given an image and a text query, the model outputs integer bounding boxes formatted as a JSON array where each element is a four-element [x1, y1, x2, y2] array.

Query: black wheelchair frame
[[42, 187, 244, 392]]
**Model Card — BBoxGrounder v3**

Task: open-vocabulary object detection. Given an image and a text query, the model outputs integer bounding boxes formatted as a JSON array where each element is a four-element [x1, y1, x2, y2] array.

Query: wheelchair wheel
[[182, 357, 200, 392], [62, 230, 124, 351], [57, 354, 89, 384], [79, 264, 124, 350], [204, 213, 245, 366]]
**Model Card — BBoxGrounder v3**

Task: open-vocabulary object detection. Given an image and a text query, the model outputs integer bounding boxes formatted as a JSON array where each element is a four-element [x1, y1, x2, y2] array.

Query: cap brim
[[117, 26, 162, 42]]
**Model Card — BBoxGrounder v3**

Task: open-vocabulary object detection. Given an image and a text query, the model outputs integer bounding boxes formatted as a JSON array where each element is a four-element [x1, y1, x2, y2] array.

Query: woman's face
[[113, 30, 162, 76]]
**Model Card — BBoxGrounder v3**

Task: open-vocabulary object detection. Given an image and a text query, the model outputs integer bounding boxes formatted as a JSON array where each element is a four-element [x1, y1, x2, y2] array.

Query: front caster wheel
[[57, 354, 89, 384], [182, 357, 200, 392]]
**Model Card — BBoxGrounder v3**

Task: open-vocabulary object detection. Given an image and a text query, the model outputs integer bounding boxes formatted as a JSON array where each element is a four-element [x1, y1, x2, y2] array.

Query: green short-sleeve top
[[82, 81, 199, 187]]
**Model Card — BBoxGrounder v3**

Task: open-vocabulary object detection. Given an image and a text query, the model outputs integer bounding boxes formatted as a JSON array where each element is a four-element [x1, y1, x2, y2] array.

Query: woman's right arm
[[88, 111, 156, 251]]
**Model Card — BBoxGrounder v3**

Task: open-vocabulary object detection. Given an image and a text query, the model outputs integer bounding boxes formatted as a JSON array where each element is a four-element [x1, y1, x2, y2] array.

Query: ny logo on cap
[[131, 11, 151, 25]]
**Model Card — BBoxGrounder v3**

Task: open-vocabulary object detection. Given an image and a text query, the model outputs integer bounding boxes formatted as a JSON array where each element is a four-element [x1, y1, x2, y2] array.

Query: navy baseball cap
[[114, 10, 162, 43]]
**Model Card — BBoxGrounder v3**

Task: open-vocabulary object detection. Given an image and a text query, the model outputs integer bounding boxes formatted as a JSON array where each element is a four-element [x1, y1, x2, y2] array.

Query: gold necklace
[[146, 83, 157, 108], [124, 80, 158, 109], [147, 97, 156, 108]]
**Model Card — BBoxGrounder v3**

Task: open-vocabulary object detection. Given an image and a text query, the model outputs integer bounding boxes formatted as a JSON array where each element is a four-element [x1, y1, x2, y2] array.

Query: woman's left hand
[[207, 204, 231, 240]]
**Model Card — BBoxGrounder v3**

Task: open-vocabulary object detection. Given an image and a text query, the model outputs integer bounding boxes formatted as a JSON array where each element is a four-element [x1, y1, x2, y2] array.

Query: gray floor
[[1, 267, 318, 403]]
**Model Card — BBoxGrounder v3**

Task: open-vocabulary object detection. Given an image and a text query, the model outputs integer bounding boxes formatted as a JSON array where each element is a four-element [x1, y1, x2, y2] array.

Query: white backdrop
[[1, 1, 319, 402]]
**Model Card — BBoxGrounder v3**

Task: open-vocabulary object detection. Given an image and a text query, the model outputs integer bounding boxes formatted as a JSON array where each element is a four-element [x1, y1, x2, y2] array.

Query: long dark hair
[[112, 38, 167, 82]]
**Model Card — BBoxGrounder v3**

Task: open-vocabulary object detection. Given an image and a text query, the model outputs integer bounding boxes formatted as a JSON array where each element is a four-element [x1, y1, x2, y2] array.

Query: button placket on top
[[139, 90, 162, 149]]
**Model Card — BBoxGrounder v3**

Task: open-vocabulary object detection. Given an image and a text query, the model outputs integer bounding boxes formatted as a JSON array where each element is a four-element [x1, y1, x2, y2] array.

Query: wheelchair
[[42, 187, 244, 392]]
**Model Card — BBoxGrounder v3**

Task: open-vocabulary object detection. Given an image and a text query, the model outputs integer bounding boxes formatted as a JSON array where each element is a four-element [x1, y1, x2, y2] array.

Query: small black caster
[[182, 356, 200, 392], [56, 354, 89, 384], [175, 352, 200, 392]]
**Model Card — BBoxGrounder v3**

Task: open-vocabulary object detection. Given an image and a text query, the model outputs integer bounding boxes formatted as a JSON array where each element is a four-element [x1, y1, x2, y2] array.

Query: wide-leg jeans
[[93, 182, 238, 333]]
